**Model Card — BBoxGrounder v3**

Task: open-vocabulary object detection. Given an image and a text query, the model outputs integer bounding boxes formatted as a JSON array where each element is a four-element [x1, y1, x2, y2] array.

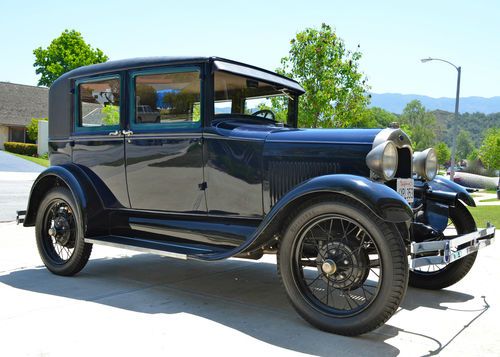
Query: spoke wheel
[[36, 187, 92, 276], [41, 199, 77, 264], [294, 215, 381, 317], [278, 195, 408, 336]]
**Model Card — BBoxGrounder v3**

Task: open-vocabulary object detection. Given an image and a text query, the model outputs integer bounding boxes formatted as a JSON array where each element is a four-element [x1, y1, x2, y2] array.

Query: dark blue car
[[18, 57, 495, 336]]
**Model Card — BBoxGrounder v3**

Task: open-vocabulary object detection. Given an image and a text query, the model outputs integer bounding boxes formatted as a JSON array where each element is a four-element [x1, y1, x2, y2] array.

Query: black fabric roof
[[55, 56, 305, 93]]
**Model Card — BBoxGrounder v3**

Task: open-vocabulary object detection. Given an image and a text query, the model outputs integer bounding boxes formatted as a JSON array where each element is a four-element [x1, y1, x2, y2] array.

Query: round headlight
[[366, 141, 399, 181], [413, 148, 438, 181], [382, 141, 398, 180], [425, 149, 438, 180]]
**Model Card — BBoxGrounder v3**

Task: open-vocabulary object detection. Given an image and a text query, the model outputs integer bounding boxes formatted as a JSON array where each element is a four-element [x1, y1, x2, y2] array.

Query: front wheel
[[35, 187, 92, 276], [278, 196, 408, 336], [409, 202, 477, 290]]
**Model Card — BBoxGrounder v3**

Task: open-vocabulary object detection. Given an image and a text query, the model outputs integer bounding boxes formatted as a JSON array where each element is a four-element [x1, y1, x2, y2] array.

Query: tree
[[434, 142, 450, 169], [479, 128, 500, 170], [26, 118, 48, 142], [456, 130, 475, 161], [33, 30, 108, 87], [275, 23, 370, 128], [366, 107, 398, 128], [400, 100, 437, 150]]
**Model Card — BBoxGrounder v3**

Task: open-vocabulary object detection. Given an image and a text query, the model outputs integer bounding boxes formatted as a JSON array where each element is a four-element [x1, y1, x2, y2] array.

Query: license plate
[[397, 178, 414, 203]]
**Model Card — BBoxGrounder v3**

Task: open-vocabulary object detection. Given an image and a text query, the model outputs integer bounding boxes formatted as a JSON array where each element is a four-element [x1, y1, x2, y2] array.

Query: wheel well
[[263, 192, 343, 245], [24, 175, 70, 226]]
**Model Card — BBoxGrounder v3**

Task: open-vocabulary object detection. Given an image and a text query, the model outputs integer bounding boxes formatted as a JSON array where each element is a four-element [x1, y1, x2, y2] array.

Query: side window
[[77, 77, 120, 130], [133, 70, 201, 127]]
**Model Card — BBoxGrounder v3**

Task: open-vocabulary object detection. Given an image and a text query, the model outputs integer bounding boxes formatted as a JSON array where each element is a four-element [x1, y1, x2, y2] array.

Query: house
[[0, 82, 48, 149]]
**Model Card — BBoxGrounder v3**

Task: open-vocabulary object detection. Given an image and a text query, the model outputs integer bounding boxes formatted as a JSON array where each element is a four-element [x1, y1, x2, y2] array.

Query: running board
[[84, 235, 224, 260], [409, 223, 495, 269]]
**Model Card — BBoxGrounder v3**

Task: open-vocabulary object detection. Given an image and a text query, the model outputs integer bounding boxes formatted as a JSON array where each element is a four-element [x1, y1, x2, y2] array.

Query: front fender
[[194, 174, 412, 261], [270, 174, 413, 224], [23, 164, 108, 236], [425, 175, 476, 207]]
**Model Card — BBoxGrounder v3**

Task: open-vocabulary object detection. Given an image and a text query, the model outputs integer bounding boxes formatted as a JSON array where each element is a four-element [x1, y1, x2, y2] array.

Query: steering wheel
[[252, 109, 275, 120]]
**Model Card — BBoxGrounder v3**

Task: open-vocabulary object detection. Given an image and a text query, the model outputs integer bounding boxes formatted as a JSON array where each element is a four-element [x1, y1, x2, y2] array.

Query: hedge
[[4, 142, 38, 156]]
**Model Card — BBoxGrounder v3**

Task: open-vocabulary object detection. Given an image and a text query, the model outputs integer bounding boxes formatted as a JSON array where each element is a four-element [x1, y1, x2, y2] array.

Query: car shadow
[[0, 254, 480, 356]]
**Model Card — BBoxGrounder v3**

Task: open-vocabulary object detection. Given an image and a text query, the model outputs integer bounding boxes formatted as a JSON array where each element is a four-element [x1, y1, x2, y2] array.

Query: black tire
[[277, 196, 408, 336], [409, 202, 477, 290], [35, 186, 92, 276]]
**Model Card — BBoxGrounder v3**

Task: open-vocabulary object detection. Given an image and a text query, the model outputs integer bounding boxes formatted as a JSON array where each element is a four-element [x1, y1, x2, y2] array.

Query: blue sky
[[0, 0, 498, 98]]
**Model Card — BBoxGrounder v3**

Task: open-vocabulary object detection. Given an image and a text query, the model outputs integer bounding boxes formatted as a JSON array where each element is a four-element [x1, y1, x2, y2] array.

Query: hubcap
[[322, 259, 337, 275]]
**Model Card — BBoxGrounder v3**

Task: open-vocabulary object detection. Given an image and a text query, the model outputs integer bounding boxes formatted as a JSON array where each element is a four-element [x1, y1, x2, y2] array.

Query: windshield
[[213, 71, 296, 124]]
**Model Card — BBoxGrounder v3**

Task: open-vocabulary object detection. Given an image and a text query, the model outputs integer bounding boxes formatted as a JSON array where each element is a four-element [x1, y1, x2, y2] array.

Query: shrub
[[4, 142, 38, 156]]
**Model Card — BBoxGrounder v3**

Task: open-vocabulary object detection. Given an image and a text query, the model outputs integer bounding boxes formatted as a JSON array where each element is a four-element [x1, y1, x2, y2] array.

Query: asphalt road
[[0, 150, 43, 222], [0, 222, 498, 357]]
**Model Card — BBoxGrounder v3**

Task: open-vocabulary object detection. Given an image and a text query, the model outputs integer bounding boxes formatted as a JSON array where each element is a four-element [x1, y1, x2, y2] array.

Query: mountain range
[[369, 93, 500, 114]]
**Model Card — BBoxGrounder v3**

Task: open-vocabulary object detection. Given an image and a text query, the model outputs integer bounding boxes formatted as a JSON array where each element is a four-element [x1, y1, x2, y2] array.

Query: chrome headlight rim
[[413, 148, 438, 181], [366, 141, 399, 181]]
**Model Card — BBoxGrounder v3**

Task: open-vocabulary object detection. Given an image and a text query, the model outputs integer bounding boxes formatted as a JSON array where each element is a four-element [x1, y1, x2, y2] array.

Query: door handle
[[122, 130, 134, 136], [108, 130, 121, 136]]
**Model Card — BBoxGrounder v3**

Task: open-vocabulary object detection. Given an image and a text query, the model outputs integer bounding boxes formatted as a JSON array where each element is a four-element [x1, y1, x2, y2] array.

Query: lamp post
[[421, 57, 461, 180]]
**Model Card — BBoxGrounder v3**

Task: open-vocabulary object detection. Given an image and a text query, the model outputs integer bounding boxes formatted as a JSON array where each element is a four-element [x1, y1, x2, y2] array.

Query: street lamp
[[420, 57, 461, 180]]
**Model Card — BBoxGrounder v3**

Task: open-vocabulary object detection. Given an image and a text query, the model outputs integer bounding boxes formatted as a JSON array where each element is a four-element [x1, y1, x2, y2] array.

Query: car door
[[71, 74, 129, 208], [124, 66, 206, 213]]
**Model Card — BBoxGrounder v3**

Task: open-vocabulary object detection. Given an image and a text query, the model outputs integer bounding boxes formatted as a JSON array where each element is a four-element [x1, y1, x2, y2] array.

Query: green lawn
[[10, 152, 49, 167], [480, 197, 499, 203], [469, 205, 500, 228]]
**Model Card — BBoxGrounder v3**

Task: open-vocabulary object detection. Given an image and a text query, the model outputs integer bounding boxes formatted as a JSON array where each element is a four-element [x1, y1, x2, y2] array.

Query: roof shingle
[[0, 82, 48, 126]]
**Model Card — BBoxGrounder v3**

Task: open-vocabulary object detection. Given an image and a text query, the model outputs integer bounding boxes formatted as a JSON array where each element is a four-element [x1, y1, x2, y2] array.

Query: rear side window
[[77, 77, 120, 130], [132, 69, 201, 128]]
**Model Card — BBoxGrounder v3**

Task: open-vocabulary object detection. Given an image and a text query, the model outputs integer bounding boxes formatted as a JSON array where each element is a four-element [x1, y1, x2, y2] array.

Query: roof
[[55, 56, 305, 94], [0, 82, 48, 126]]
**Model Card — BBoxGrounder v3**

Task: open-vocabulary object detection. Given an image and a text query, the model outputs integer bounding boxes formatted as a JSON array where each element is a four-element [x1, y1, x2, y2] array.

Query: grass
[[469, 205, 500, 228], [10, 152, 49, 167], [480, 197, 499, 203]]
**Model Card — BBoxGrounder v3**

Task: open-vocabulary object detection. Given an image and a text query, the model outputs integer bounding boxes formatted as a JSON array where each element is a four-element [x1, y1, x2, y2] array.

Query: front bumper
[[409, 223, 495, 269]]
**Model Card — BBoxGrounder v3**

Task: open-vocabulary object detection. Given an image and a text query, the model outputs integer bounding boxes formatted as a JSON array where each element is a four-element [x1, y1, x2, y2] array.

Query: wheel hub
[[321, 259, 337, 275], [317, 241, 370, 290], [48, 206, 74, 247]]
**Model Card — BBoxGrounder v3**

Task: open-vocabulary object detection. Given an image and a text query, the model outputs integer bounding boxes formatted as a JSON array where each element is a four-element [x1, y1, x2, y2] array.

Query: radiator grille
[[268, 160, 339, 206]]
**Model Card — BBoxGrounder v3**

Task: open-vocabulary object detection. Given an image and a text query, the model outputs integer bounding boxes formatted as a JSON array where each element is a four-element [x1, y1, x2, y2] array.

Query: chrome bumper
[[409, 223, 495, 269], [16, 210, 26, 225]]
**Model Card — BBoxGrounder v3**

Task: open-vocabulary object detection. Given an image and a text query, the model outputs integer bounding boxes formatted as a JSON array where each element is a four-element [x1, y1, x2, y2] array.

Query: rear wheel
[[278, 196, 408, 336], [35, 187, 92, 276], [409, 202, 477, 290]]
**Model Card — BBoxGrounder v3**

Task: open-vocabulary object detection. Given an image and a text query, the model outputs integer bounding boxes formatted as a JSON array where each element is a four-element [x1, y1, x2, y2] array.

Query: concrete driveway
[[0, 150, 43, 222], [0, 222, 498, 356]]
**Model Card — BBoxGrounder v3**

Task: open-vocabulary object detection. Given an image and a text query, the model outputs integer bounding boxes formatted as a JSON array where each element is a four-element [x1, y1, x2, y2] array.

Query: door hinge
[[198, 182, 208, 191]]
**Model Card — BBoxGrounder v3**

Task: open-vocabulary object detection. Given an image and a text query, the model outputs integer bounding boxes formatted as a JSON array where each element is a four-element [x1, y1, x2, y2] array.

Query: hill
[[370, 93, 500, 114]]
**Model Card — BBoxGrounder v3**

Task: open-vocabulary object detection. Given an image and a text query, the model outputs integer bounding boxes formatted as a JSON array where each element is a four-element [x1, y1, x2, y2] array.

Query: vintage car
[[17, 57, 495, 336]]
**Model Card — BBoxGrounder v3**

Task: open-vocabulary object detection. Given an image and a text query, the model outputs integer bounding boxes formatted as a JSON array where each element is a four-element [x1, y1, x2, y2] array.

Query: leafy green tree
[[33, 29, 108, 87], [365, 107, 398, 128], [26, 118, 48, 142], [400, 100, 437, 150], [456, 130, 475, 161], [275, 23, 370, 128], [479, 128, 500, 170], [434, 142, 450, 169], [101, 105, 119, 125]]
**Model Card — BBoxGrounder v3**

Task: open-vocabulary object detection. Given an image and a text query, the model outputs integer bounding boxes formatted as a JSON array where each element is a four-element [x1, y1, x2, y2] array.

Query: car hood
[[265, 127, 382, 144]]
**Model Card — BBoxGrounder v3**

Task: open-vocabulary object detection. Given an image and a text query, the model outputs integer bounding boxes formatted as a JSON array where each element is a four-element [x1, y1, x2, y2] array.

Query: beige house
[[0, 82, 48, 149]]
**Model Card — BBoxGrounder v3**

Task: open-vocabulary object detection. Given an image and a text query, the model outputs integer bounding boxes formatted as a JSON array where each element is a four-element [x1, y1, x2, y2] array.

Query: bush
[[4, 142, 38, 156]]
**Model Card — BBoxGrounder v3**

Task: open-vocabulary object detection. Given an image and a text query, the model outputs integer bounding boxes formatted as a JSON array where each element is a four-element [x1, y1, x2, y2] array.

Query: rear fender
[[23, 164, 108, 237]]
